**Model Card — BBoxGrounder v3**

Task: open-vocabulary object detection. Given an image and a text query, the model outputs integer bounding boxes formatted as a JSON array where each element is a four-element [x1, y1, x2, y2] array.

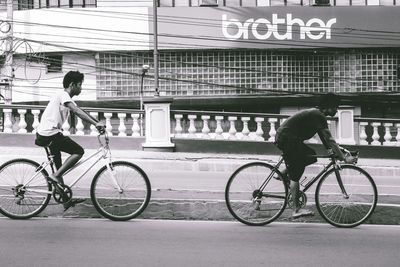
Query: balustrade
[[170, 111, 287, 142], [2, 105, 400, 147], [356, 118, 400, 146], [0, 105, 143, 137]]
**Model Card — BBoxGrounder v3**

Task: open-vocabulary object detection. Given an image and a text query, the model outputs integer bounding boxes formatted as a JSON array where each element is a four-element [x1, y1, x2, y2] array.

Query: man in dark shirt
[[275, 93, 356, 218]]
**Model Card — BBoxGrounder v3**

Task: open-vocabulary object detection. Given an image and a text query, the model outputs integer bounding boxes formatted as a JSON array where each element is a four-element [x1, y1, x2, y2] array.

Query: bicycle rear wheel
[[0, 159, 51, 219], [315, 164, 378, 228], [225, 162, 288, 226], [90, 161, 151, 221]]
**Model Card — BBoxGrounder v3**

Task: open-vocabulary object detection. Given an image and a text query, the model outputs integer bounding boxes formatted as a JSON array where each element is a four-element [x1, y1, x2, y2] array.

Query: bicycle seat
[[34, 137, 53, 147]]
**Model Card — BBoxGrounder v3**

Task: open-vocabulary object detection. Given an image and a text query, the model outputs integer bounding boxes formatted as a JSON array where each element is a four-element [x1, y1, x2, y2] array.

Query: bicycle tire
[[0, 159, 51, 219], [315, 164, 378, 228], [90, 161, 151, 221], [225, 162, 288, 226]]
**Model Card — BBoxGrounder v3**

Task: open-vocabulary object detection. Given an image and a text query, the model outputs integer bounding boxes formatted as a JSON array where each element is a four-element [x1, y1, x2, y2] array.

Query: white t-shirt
[[37, 91, 75, 136]]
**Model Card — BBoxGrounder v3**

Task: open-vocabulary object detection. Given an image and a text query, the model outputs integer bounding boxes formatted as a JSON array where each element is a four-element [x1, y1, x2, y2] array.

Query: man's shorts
[[35, 132, 84, 155], [275, 135, 317, 182], [35, 132, 84, 169]]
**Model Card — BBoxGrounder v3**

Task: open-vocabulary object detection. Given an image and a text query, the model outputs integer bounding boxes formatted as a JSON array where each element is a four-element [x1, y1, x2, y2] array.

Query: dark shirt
[[277, 108, 328, 141]]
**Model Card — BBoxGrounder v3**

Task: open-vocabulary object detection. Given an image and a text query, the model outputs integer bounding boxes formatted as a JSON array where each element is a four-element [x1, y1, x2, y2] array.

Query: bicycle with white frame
[[0, 132, 151, 221]]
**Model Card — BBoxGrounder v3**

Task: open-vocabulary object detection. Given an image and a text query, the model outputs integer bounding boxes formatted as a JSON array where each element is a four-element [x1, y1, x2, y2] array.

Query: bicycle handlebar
[[326, 147, 359, 164]]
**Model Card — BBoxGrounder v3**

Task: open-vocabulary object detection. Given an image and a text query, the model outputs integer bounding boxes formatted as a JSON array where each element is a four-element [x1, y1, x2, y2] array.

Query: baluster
[[383, 123, 393, 146], [90, 112, 98, 136], [75, 117, 85, 135], [31, 110, 40, 134], [201, 115, 210, 139], [255, 117, 264, 141], [131, 114, 141, 137], [228, 116, 237, 140], [3, 109, 13, 133], [62, 119, 71, 135], [268, 118, 278, 142], [371, 122, 381, 145], [174, 114, 183, 138], [104, 113, 113, 136], [188, 115, 197, 138], [241, 117, 250, 140], [17, 109, 27, 133], [396, 123, 400, 146], [214, 116, 224, 140], [118, 113, 127, 137], [359, 122, 368, 145]]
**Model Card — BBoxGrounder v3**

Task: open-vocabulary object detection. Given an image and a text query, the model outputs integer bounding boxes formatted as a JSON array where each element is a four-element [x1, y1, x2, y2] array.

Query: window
[[45, 55, 63, 73], [18, 0, 34, 10], [199, 0, 218, 6], [37, 0, 96, 8]]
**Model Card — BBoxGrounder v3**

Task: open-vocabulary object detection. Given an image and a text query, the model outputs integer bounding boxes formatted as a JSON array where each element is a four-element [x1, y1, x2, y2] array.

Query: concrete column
[[337, 107, 356, 145], [142, 97, 175, 151]]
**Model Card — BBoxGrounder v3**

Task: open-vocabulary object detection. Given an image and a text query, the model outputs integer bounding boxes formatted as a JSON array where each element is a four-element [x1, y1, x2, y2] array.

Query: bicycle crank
[[287, 191, 307, 209], [53, 184, 73, 204]]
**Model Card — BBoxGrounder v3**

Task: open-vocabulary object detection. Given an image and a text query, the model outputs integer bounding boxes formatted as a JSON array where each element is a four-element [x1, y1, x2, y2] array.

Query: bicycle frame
[[261, 154, 350, 198], [23, 134, 123, 194]]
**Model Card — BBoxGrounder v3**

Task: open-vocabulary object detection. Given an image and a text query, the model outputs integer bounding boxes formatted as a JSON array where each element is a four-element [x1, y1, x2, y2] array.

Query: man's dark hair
[[63, 71, 84, 89], [319, 92, 340, 109]]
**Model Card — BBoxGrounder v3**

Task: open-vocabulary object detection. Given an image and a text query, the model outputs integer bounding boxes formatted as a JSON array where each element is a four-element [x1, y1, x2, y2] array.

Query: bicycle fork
[[103, 159, 123, 194], [334, 165, 350, 199]]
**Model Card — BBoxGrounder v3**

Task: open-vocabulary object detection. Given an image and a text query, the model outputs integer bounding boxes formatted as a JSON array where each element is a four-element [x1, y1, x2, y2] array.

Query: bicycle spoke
[[225, 162, 288, 226], [91, 161, 151, 221], [316, 165, 377, 228], [0, 159, 51, 219]]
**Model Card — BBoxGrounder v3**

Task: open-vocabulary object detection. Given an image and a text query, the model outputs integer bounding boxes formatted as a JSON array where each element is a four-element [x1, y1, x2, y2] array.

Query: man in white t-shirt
[[35, 71, 105, 210]]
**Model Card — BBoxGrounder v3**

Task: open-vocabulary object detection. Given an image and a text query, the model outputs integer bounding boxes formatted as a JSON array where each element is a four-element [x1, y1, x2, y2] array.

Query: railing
[[170, 109, 400, 147], [170, 110, 289, 142], [2, 104, 400, 147], [170, 110, 339, 143], [0, 105, 144, 137], [355, 117, 400, 146]]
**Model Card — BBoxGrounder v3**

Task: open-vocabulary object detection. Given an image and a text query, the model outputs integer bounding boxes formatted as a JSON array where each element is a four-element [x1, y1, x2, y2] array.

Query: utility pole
[[153, 0, 159, 97], [3, 0, 14, 104]]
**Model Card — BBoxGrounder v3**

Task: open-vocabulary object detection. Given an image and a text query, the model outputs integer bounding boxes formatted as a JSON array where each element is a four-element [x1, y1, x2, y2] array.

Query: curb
[[14, 198, 400, 226]]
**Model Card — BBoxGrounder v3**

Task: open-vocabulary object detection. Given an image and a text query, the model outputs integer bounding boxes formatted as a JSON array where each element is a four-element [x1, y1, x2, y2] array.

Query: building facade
[[1, 0, 400, 117]]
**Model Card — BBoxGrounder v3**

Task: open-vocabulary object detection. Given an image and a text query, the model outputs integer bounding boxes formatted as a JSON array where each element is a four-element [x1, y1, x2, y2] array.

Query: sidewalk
[[0, 146, 399, 225]]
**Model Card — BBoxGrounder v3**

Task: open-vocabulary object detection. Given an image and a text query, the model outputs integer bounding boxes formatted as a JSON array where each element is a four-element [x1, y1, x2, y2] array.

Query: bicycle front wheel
[[316, 164, 378, 228], [0, 159, 51, 219], [90, 161, 151, 221], [225, 162, 288, 226]]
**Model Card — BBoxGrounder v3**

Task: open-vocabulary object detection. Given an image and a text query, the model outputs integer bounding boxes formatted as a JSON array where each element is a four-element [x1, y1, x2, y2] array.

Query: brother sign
[[222, 14, 337, 40]]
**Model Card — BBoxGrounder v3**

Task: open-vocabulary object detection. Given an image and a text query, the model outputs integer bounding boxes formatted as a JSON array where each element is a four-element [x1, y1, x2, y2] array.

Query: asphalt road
[[0, 218, 399, 267]]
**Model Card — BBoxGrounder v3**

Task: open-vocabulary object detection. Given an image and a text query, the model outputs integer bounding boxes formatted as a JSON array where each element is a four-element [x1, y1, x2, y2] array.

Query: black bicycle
[[225, 149, 378, 228]]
